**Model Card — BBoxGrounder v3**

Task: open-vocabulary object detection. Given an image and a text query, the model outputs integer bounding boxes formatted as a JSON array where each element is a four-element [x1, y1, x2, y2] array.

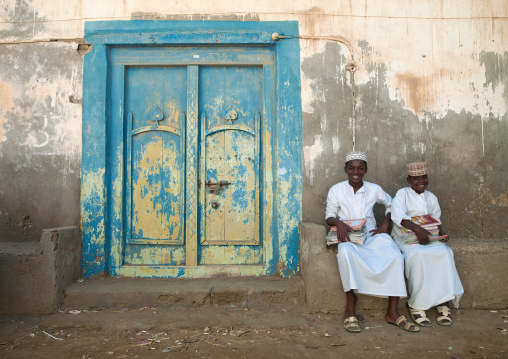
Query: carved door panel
[[198, 66, 262, 265], [123, 66, 187, 265]]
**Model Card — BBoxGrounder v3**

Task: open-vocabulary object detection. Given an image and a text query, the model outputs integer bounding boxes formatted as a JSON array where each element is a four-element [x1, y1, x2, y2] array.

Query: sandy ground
[[1, 305, 507, 359]]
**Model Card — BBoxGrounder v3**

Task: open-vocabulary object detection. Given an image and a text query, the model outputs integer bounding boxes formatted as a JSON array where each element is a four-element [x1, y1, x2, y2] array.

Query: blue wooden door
[[108, 47, 274, 276]]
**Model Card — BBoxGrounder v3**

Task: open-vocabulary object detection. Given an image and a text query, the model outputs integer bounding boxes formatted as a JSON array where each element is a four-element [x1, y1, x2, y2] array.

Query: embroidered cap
[[407, 162, 427, 176], [345, 151, 367, 163]]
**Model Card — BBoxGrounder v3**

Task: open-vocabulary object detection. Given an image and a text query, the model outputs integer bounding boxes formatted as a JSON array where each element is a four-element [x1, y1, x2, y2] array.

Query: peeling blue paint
[[81, 21, 302, 278]]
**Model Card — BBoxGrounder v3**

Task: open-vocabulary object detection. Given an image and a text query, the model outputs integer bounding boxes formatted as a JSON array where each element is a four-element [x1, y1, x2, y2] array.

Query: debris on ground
[[1, 307, 507, 358]]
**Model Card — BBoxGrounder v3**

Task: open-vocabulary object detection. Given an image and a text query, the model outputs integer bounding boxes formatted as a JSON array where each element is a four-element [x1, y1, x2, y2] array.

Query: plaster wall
[[0, 40, 82, 242], [0, 0, 507, 242]]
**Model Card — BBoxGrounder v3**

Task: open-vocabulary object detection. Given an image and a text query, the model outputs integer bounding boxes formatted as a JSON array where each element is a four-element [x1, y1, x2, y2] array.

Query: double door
[[108, 47, 274, 276]]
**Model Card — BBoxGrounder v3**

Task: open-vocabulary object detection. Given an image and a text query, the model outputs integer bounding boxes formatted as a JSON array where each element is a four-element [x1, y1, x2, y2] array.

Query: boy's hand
[[415, 226, 431, 244], [336, 221, 354, 242], [370, 222, 389, 235]]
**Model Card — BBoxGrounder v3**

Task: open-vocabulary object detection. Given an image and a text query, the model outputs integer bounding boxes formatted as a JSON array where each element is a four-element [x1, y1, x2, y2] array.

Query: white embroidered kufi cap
[[345, 151, 367, 163], [407, 162, 427, 176]]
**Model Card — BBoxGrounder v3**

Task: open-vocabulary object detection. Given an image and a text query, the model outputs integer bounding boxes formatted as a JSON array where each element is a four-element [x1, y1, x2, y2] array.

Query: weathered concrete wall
[[1, 1, 507, 244], [302, 42, 508, 238], [0, 4, 82, 243], [297, 3, 508, 238]]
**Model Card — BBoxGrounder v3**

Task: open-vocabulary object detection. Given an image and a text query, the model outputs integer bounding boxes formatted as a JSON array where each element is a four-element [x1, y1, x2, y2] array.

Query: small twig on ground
[[43, 331, 63, 340]]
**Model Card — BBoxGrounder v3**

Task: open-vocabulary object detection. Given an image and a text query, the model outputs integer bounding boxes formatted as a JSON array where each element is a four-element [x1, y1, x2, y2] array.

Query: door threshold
[[114, 265, 270, 278]]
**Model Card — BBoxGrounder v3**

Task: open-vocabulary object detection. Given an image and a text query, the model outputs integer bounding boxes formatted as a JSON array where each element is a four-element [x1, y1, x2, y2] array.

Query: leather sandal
[[387, 315, 420, 333], [436, 305, 453, 326], [407, 304, 432, 327], [344, 316, 362, 333]]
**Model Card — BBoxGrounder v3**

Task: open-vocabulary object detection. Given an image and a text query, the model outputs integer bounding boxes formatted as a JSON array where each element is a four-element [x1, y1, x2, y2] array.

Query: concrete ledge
[[62, 276, 305, 310], [451, 238, 508, 309], [0, 226, 81, 315], [299, 222, 508, 313]]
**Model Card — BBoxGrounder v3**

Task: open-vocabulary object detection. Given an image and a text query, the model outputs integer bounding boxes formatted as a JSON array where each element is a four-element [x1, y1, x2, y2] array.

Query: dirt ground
[[1, 304, 507, 359]]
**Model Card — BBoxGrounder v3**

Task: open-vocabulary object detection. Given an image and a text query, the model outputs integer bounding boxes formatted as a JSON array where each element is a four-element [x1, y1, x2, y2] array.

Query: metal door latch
[[206, 180, 231, 194]]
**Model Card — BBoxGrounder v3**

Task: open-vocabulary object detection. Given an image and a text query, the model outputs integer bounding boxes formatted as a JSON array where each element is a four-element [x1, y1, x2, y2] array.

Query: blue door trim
[[81, 20, 302, 277]]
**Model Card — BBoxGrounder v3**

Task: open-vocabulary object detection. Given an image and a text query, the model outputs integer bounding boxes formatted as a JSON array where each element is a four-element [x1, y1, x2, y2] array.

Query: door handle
[[205, 180, 231, 194]]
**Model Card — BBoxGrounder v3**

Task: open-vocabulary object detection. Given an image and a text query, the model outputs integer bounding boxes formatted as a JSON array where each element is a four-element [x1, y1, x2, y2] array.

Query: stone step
[[62, 276, 306, 310], [0, 227, 81, 315]]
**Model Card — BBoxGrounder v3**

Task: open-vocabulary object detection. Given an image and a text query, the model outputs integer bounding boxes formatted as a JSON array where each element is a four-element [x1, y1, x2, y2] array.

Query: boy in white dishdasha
[[325, 151, 419, 333], [391, 161, 464, 327]]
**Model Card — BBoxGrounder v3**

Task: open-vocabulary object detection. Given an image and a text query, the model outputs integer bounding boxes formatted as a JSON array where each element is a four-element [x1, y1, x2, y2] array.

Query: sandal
[[344, 316, 362, 333], [407, 304, 432, 327], [387, 315, 420, 333], [436, 305, 453, 326]]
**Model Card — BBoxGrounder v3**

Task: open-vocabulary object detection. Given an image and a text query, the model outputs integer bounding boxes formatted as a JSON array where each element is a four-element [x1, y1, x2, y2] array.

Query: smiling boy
[[391, 162, 464, 327], [325, 151, 419, 333]]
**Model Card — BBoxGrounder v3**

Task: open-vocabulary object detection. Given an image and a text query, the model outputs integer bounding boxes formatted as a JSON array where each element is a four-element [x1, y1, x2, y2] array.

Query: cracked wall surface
[[0, 39, 82, 241], [0, 0, 507, 242]]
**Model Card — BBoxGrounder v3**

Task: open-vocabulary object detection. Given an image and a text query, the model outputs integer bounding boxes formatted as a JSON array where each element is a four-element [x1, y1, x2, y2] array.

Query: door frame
[[81, 20, 302, 278]]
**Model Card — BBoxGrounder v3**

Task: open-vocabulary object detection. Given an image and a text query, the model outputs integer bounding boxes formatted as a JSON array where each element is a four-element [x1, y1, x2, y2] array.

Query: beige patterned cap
[[345, 151, 367, 163], [407, 162, 427, 176]]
